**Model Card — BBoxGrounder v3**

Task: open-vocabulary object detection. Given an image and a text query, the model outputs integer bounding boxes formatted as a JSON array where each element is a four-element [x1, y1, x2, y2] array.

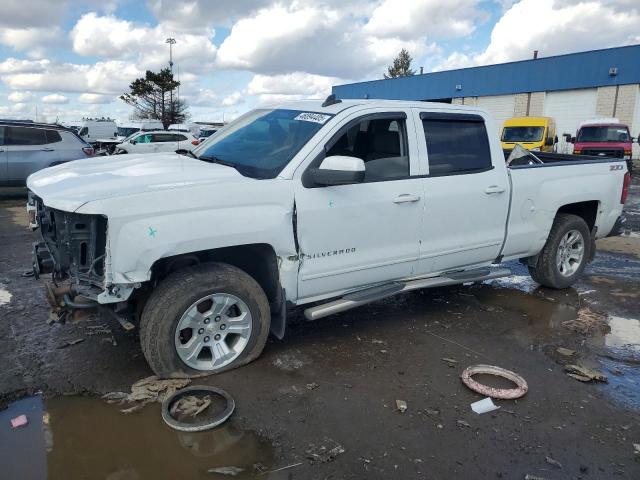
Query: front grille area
[[34, 197, 107, 287], [581, 148, 624, 158]]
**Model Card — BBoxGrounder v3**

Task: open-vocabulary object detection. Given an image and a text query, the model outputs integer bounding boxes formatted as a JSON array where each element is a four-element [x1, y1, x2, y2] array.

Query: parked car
[[115, 120, 164, 141], [75, 119, 117, 142], [569, 118, 635, 174], [501, 116, 557, 153], [1, 121, 93, 186], [114, 130, 198, 154], [198, 127, 219, 143], [27, 98, 629, 377]]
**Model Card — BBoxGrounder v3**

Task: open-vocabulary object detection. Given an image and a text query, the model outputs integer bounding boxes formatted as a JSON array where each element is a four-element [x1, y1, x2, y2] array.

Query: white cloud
[[70, 13, 217, 73], [0, 0, 64, 28], [7, 91, 33, 103], [247, 72, 341, 97], [2, 60, 143, 94], [436, 0, 640, 70], [0, 58, 50, 74], [0, 27, 65, 55], [41, 94, 70, 104], [221, 91, 243, 107], [216, 3, 439, 78], [148, 0, 271, 29], [78, 93, 113, 104], [364, 0, 487, 40]]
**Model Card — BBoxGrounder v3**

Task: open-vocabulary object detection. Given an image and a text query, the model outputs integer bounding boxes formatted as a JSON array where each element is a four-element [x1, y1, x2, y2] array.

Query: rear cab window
[[420, 112, 492, 176]]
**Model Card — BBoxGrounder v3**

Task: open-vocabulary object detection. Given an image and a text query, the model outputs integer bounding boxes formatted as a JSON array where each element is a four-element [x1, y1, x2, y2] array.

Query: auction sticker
[[294, 112, 332, 124]]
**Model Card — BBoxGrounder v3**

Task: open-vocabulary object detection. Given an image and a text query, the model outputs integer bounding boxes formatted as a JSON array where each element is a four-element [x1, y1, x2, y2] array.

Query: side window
[[325, 116, 409, 182], [152, 134, 173, 142], [422, 116, 491, 176], [45, 130, 62, 144], [79, 127, 88, 136], [137, 134, 153, 143], [0, 126, 5, 146], [6, 126, 46, 146], [172, 134, 187, 142]]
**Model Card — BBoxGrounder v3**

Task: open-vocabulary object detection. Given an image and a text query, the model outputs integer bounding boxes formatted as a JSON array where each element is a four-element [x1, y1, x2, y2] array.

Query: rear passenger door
[[150, 133, 176, 152], [415, 111, 509, 273], [6, 126, 59, 185]]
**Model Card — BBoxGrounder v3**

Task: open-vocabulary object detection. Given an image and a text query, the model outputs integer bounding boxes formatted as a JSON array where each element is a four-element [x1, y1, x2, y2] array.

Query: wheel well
[[556, 201, 599, 231], [150, 243, 281, 308]]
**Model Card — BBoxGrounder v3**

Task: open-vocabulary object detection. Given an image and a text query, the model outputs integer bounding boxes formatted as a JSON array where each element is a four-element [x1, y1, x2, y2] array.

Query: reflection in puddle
[[1, 396, 274, 480], [605, 315, 640, 354]]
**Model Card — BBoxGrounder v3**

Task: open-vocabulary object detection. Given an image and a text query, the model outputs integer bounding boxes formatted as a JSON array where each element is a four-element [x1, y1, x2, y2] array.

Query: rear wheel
[[140, 263, 270, 377], [527, 213, 591, 289]]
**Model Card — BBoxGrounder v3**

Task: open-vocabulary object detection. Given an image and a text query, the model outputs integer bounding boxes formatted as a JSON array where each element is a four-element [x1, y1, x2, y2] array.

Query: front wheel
[[140, 263, 271, 377], [528, 213, 591, 289]]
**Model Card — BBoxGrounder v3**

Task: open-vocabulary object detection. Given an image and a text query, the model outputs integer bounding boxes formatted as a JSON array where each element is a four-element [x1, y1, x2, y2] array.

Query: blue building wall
[[332, 45, 640, 101]]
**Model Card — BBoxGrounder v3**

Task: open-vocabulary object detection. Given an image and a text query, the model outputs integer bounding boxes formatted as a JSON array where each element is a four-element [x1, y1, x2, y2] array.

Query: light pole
[[165, 38, 176, 127]]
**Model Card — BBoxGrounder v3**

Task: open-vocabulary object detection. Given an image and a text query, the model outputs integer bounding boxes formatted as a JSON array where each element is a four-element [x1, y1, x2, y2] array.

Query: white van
[[77, 119, 118, 141], [116, 120, 164, 141], [169, 123, 201, 137]]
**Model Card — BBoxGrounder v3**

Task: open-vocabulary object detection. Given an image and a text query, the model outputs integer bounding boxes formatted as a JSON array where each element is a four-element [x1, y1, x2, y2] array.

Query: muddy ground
[[1, 176, 639, 479]]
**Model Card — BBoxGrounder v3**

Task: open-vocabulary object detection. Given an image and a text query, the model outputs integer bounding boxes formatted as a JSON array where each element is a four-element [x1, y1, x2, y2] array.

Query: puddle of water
[[1, 396, 275, 480], [0, 283, 12, 305], [605, 315, 640, 355]]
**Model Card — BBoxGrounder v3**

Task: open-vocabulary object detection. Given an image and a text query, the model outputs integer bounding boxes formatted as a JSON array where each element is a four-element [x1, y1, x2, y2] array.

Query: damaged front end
[[28, 193, 132, 327]]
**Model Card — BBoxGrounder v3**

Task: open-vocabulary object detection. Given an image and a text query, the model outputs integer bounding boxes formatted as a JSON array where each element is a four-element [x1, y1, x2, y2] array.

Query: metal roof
[[332, 44, 640, 101]]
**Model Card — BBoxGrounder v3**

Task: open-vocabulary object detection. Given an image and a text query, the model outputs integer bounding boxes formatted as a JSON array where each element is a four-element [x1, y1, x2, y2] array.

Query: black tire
[[527, 213, 591, 289], [140, 262, 270, 378]]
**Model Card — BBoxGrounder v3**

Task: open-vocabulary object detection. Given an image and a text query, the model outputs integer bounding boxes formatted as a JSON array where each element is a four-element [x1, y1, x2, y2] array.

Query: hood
[[27, 152, 250, 212], [573, 141, 631, 149]]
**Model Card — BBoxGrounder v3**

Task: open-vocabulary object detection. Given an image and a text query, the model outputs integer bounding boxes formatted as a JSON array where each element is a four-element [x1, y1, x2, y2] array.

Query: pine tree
[[384, 49, 416, 79]]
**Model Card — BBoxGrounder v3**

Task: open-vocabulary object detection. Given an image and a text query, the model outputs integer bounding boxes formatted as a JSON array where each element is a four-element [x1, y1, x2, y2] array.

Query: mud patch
[[1, 396, 275, 479]]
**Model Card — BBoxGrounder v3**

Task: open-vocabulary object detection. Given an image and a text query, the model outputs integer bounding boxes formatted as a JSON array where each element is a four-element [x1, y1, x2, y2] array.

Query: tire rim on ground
[[556, 229, 585, 277], [174, 293, 252, 371], [461, 364, 528, 400], [162, 385, 235, 432]]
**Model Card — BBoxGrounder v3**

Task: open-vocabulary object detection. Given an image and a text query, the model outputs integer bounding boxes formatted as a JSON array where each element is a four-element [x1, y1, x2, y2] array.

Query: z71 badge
[[610, 165, 624, 171]]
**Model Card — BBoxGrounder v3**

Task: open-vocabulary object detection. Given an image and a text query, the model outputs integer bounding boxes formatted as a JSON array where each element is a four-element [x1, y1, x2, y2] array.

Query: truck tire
[[140, 262, 271, 377], [527, 213, 591, 289]]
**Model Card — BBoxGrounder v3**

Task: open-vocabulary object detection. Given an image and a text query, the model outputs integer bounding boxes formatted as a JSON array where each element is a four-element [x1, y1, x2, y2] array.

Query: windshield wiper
[[177, 150, 198, 158], [198, 155, 250, 176]]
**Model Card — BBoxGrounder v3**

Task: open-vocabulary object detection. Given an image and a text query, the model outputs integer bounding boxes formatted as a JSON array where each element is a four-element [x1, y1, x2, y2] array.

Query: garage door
[[544, 88, 597, 153], [476, 95, 515, 132]]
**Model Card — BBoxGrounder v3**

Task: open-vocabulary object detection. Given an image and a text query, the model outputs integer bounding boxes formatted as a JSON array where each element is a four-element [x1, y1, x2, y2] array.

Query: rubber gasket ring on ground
[[161, 385, 235, 432], [460, 364, 528, 400]]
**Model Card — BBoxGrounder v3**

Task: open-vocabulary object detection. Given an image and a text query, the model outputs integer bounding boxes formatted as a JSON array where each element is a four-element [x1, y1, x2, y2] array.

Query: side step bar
[[303, 267, 511, 321]]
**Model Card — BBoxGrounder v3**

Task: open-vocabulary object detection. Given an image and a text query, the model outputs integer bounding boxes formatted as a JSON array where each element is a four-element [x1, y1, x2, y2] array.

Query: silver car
[[0, 121, 94, 186]]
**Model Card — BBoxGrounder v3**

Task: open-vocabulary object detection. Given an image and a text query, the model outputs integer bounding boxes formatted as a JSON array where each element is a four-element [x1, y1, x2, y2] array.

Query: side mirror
[[309, 155, 365, 186], [130, 140, 137, 145], [545, 137, 554, 146]]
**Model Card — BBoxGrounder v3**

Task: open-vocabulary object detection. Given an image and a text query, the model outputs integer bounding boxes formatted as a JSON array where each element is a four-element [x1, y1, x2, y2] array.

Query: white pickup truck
[[27, 97, 630, 377]]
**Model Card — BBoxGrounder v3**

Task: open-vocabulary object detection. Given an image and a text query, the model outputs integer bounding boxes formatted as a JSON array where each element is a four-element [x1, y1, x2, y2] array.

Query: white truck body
[[26, 99, 629, 375]]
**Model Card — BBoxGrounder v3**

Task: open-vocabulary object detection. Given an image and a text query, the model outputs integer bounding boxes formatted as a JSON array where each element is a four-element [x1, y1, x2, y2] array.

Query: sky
[[0, 0, 638, 124]]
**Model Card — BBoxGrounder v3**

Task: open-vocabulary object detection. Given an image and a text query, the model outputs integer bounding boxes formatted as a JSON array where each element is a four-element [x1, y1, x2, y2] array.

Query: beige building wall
[[596, 86, 618, 118]]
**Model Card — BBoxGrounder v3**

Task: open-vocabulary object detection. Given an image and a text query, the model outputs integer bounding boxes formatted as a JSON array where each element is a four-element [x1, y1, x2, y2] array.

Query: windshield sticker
[[294, 112, 332, 124]]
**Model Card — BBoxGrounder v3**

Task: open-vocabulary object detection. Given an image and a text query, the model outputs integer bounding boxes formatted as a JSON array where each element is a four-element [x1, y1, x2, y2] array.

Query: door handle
[[484, 185, 505, 194], [393, 194, 421, 204], [40, 148, 55, 152]]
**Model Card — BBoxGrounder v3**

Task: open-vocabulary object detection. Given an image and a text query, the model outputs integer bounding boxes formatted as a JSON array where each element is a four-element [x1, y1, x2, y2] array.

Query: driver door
[[294, 110, 425, 301]]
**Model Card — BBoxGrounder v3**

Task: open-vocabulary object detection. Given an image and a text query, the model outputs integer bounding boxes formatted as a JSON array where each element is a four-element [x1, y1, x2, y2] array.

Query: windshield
[[577, 126, 630, 143], [200, 129, 217, 137], [195, 109, 333, 178], [501, 126, 544, 142], [117, 127, 140, 137]]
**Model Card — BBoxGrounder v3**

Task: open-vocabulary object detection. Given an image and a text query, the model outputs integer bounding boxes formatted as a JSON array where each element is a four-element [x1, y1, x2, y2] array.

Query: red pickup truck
[[571, 119, 635, 174]]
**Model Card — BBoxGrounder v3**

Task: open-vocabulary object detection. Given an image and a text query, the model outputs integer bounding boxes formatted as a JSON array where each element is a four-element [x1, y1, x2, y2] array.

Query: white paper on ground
[[471, 397, 500, 414]]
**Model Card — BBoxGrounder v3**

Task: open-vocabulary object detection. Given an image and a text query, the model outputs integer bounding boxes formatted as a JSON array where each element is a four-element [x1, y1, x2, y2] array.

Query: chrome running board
[[303, 267, 511, 321]]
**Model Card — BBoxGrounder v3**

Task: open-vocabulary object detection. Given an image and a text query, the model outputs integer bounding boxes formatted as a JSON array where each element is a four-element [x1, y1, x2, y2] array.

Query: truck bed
[[503, 150, 624, 168]]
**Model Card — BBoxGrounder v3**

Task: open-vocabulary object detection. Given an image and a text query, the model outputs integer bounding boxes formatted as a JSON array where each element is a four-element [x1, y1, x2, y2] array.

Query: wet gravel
[[1, 182, 640, 479]]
